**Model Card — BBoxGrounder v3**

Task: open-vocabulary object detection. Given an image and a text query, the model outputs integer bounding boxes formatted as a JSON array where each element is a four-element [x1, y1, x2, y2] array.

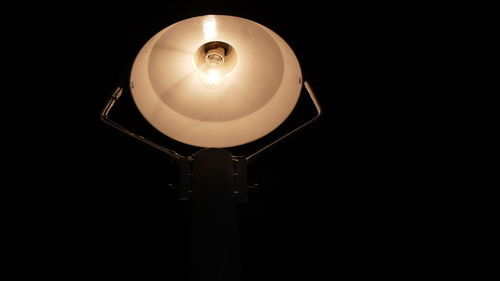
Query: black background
[[15, 1, 473, 280]]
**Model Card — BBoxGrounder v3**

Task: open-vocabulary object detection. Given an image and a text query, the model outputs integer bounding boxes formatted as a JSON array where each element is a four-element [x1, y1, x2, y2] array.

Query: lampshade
[[130, 15, 302, 148]]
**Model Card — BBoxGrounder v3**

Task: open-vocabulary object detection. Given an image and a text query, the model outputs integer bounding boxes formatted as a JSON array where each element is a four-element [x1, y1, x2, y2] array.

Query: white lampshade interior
[[130, 15, 302, 148]]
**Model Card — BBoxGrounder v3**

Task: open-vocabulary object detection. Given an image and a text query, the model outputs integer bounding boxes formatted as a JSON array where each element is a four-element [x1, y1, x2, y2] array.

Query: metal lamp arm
[[100, 87, 184, 160], [246, 81, 322, 162]]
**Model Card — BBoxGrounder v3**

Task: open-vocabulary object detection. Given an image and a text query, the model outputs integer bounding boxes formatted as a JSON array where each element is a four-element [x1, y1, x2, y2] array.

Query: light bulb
[[205, 68, 222, 84], [196, 41, 237, 87]]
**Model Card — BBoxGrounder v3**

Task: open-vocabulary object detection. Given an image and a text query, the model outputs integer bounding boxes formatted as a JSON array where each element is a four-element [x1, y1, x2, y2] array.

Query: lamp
[[101, 15, 321, 281]]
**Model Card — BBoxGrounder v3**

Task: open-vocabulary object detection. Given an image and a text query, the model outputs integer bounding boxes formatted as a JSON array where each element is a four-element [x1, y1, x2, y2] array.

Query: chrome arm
[[100, 87, 184, 160], [246, 81, 322, 162]]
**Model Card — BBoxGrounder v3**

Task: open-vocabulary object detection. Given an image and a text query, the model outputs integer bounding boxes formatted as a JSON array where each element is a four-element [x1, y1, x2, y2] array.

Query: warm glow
[[202, 15, 217, 40], [205, 69, 222, 85], [130, 15, 302, 148]]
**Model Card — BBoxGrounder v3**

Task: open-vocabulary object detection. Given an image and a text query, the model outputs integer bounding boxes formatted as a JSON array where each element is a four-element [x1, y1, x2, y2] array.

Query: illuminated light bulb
[[204, 68, 222, 85], [196, 41, 234, 87]]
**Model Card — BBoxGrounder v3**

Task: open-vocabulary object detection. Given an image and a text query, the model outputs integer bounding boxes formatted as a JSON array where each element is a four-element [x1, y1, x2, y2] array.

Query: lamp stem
[[187, 148, 241, 281]]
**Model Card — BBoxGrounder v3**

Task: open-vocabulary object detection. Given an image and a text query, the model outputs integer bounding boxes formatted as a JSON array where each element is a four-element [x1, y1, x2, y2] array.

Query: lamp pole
[[186, 148, 242, 281]]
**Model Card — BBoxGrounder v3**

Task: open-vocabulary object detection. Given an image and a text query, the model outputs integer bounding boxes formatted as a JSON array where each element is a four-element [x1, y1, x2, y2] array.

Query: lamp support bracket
[[101, 81, 320, 199], [100, 87, 184, 160], [178, 153, 248, 203], [245, 81, 322, 162]]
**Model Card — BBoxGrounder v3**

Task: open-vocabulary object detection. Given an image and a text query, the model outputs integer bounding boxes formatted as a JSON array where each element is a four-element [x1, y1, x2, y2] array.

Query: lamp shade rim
[[130, 15, 302, 148]]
